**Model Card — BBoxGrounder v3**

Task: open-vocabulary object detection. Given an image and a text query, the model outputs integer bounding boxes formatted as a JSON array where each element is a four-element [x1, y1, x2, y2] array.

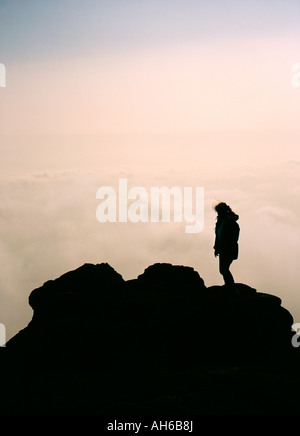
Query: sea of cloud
[[0, 134, 299, 341]]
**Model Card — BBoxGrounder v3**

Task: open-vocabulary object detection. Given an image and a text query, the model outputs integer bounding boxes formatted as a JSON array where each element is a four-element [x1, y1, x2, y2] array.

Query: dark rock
[[137, 262, 206, 291], [1, 262, 300, 416], [29, 262, 124, 311]]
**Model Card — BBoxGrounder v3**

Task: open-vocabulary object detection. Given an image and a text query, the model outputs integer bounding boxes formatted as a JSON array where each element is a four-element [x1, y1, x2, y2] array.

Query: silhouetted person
[[214, 202, 240, 288]]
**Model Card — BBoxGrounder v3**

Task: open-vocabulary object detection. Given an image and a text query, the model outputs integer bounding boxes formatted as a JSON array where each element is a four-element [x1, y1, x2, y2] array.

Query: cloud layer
[[1, 136, 299, 340]]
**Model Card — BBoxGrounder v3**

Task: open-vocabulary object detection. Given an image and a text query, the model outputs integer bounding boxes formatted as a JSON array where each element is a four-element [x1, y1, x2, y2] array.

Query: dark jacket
[[214, 214, 240, 260]]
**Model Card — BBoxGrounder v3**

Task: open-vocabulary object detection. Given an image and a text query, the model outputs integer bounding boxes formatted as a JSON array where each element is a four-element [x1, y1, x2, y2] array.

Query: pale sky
[[0, 0, 300, 340], [1, 0, 300, 135]]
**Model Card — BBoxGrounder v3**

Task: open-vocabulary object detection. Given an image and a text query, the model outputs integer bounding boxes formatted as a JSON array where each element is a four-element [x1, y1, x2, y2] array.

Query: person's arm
[[213, 232, 219, 256]]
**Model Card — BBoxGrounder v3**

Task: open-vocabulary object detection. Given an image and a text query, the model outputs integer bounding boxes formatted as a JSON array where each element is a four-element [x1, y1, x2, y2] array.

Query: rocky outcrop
[[1, 262, 300, 416]]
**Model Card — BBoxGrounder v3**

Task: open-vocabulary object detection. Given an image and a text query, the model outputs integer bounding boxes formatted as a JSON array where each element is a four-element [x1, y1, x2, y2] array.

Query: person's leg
[[219, 255, 235, 287]]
